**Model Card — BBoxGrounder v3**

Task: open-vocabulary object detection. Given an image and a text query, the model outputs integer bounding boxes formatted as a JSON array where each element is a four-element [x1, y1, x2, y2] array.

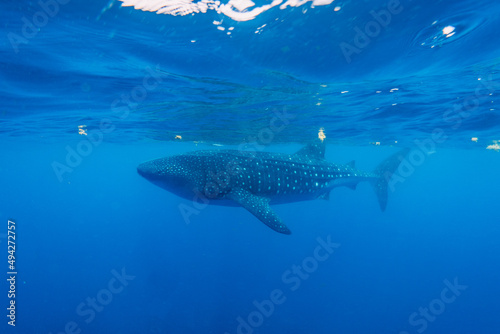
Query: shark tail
[[371, 148, 410, 211]]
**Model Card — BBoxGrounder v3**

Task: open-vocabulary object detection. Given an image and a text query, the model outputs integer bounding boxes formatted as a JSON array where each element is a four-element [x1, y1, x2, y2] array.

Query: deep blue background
[[2, 141, 500, 334], [1, 0, 500, 333]]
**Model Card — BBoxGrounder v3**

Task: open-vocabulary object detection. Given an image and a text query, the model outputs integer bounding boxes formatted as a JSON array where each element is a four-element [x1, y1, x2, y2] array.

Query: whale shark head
[[137, 155, 204, 199]]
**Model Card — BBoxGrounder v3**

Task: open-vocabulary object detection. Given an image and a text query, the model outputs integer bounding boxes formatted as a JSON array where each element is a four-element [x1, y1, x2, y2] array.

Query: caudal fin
[[371, 148, 410, 211]]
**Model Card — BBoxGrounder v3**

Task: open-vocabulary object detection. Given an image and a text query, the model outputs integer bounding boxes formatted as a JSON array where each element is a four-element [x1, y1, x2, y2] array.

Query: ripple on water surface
[[413, 13, 486, 49]]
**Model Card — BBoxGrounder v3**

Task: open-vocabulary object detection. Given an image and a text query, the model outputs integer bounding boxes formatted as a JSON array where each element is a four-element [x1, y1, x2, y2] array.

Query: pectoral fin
[[227, 188, 291, 235]]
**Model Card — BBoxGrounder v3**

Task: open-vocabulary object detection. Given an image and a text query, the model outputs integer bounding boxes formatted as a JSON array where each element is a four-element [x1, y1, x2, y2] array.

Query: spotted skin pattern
[[137, 143, 409, 234]]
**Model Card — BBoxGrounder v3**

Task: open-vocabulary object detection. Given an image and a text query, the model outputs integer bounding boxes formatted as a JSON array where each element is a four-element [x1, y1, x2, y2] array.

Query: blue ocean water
[[1, 0, 500, 333]]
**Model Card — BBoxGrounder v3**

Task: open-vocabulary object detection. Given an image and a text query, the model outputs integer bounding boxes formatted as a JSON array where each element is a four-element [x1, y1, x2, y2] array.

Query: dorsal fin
[[347, 160, 355, 168], [294, 141, 325, 160]]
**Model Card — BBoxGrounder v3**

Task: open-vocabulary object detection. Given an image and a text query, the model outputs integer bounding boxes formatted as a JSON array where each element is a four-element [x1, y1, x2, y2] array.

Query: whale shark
[[137, 142, 409, 234]]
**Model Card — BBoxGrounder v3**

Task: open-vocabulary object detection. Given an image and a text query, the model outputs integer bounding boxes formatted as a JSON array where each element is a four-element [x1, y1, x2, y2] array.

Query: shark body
[[137, 142, 409, 234]]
